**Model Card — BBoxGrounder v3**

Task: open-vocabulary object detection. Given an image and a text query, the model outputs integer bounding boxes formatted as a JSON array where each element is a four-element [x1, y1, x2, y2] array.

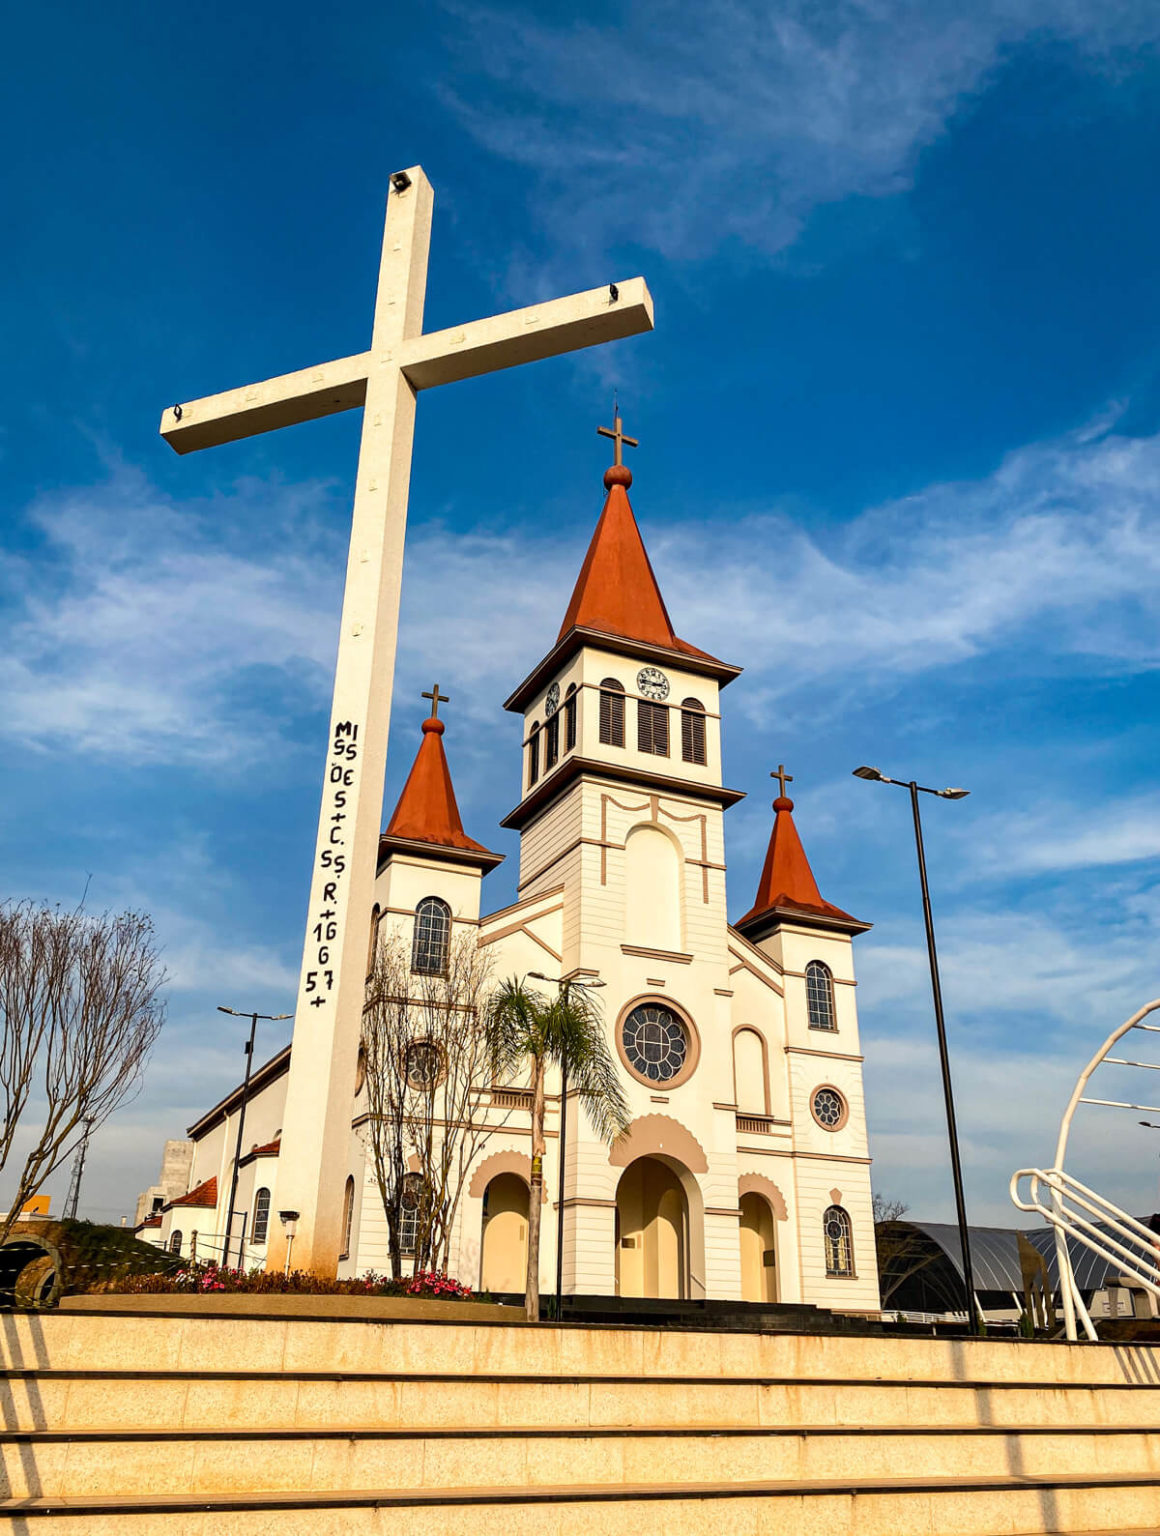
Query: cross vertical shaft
[[269, 172, 434, 1276]]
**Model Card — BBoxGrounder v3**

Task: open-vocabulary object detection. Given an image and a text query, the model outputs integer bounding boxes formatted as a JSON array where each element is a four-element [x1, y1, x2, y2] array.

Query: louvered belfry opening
[[527, 724, 540, 785], [680, 697, 706, 765], [545, 712, 560, 770], [599, 678, 625, 746], [637, 698, 669, 756], [564, 684, 578, 751]]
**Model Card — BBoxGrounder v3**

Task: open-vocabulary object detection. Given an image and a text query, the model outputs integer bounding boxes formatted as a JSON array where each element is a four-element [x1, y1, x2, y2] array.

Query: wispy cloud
[[0, 467, 346, 766], [441, 0, 1160, 265], [6, 414, 1160, 771]]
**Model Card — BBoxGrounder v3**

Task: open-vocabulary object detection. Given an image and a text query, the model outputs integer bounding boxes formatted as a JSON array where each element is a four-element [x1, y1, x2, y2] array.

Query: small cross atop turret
[[597, 402, 639, 466], [421, 682, 450, 719], [771, 763, 794, 801]]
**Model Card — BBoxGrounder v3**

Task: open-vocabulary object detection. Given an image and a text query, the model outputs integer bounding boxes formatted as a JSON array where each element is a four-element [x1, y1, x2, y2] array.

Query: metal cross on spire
[[771, 763, 794, 800], [421, 682, 449, 719], [597, 401, 639, 466]]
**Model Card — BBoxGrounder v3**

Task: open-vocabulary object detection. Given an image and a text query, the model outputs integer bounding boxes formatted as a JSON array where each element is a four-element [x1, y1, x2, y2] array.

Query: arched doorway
[[615, 1157, 689, 1299], [480, 1173, 529, 1293], [739, 1191, 778, 1303]]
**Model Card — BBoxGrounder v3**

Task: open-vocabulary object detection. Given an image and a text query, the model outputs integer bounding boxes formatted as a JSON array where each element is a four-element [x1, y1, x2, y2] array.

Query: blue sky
[[3, 0, 1160, 1229]]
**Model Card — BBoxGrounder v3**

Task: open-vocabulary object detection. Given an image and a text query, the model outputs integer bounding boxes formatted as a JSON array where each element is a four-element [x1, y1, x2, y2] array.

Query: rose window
[[812, 1086, 845, 1129], [621, 1003, 688, 1083]]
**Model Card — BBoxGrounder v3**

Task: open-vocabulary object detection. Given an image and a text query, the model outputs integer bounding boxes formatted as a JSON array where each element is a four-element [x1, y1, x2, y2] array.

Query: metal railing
[[1010, 1165, 1160, 1342]]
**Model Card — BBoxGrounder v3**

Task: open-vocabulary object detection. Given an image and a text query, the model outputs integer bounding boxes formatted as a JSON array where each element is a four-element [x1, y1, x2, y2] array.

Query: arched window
[[680, 698, 706, 765], [399, 1171, 424, 1255], [564, 684, 578, 752], [624, 825, 682, 952], [527, 722, 540, 786], [412, 896, 451, 975], [366, 903, 381, 980], [169, 1230, 182, 1255], [823, 1205, 854, 1277], [340, 1175, 355, 1260], [733, 1028, 768, 1114], [599, 679, 625, 747], [544, 711, 560, 770], [252, 1187, 271, 1245], [637, 698, 669, 756], [806, 960, 836, 1031]]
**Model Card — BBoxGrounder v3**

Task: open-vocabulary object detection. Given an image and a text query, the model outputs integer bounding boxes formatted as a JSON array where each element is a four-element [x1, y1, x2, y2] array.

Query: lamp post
[[528, 972, 606, 1320], [852, 766, 979, 1332], [217, 1006, 292, 1269]]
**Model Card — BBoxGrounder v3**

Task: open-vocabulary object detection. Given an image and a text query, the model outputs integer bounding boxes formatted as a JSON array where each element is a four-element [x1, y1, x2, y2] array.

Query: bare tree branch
[[0, 904, 166, 1244], [361, 930, 503, 1279]]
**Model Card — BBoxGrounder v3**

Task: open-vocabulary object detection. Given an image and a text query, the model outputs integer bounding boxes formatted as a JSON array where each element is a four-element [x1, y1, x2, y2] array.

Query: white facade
[[139, 463, 881, 1316]]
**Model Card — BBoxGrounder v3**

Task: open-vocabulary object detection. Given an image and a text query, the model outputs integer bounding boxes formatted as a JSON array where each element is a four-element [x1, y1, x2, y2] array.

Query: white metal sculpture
[[1011, 998, 1160, 1341]]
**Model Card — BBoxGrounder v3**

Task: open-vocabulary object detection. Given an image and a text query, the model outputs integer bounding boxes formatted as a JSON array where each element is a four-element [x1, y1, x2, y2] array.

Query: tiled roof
[[168, 1176, 218, 1210], [381, 713, 500, 865], [556, 464, 725, 667], [736, 796, 863, 934]]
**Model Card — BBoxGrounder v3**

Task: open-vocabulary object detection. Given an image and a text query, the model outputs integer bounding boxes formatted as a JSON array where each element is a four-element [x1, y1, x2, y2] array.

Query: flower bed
[[91, 1262, 473, 1300]]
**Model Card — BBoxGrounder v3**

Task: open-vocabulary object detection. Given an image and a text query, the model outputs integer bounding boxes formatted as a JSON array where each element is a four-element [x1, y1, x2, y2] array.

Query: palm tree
[[489, 977, 631, 1321]]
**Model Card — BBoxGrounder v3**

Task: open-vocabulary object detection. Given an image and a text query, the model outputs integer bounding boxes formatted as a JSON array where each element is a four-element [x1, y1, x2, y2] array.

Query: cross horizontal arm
[[160, 351, 372, 455], [159, 279, 653, 455], [400, 277, 653, 391]]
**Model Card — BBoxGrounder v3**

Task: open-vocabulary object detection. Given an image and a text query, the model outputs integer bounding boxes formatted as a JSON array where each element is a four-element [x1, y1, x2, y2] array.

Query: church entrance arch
[[615, 1156, 690, 1300], [739, 1191, 778, 1303], [480, 1173, 529, 1294]]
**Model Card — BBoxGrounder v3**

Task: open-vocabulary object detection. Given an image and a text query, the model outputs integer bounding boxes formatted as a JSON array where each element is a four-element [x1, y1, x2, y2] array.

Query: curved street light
[[853, 767, 977, 1330], [217, 1005, 292, 1269]]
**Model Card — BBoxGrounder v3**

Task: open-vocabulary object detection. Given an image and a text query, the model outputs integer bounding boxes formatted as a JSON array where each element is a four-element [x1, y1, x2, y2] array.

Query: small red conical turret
[[379, 688, 502, 873], [736, 769, 865, 938]]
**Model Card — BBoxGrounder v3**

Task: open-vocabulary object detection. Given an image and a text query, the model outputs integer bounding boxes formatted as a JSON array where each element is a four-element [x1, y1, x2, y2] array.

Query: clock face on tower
[[544, 682, 560, 716], [636, 666, 670, 701]]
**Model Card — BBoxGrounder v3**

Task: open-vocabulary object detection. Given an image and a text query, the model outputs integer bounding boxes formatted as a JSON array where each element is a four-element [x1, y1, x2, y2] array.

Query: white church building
[[139, 452, 881, 1316]]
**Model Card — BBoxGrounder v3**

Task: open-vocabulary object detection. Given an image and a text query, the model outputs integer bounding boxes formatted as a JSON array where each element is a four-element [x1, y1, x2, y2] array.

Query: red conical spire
[[501, 419, 741, 724], [381, 689, 500, 869], [557, 462, 681, 648], [736, 769, 862, 935]]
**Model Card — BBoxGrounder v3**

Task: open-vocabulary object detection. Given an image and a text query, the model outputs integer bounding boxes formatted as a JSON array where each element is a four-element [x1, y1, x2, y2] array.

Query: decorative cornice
[[501, 756, 745, 832], [735, 903, 872, 941], [377, 832, 504, 875], [503, 625, 742, 714]]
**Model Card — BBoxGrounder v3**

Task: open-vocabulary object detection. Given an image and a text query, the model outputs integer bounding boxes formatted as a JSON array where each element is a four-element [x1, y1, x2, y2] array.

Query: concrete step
[[0, 1424, 1158, 1499], [7, 1313, 1160, 1389], [5, 1369, 1160, 1433], [3, 1471, 1160, 1535]]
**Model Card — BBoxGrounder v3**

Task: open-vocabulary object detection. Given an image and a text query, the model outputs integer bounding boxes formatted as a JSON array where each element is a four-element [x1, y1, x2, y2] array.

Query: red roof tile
[[168, 1176, 218, 1210]]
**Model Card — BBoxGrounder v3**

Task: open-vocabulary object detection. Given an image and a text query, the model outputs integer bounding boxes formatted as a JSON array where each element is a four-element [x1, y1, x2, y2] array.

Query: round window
[[811, 1086, 846, 1130], [621, 1003, 688, 1083], [406, 1041, 441, 1089]]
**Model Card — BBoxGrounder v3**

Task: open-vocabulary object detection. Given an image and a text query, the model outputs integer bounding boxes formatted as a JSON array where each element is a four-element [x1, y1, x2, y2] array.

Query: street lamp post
[[852, 766, 979, 1332], [528, 972, 606, 1321], [217, 1006, 292, 1269]]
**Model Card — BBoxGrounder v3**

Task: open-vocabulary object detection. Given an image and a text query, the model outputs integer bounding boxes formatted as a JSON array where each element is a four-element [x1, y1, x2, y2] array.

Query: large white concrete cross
[[161, 167, 653, 1274]]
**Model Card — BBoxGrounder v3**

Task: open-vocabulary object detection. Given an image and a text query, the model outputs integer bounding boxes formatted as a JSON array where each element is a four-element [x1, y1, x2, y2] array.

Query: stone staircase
[[0, 1309, 1159, 1533]]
